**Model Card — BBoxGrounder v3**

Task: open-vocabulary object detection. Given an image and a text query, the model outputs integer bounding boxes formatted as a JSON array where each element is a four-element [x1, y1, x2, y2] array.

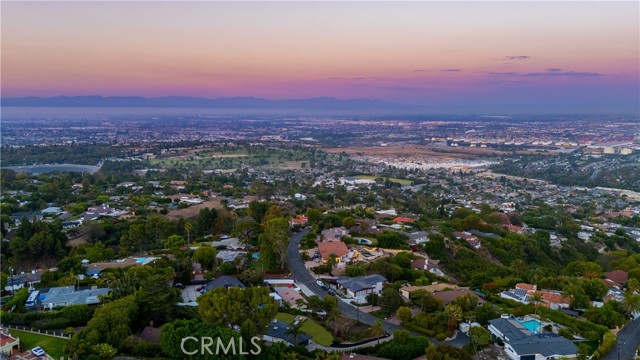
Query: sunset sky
[[2, 1, 639, 112]]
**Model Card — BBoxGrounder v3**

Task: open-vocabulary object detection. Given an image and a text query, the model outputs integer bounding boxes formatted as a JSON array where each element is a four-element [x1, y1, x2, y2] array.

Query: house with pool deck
[[488, 315, 577, 360]]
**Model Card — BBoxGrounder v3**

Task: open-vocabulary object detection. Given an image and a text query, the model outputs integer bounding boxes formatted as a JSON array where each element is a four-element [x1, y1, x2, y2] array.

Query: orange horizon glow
[[2, 1, 638, 111]]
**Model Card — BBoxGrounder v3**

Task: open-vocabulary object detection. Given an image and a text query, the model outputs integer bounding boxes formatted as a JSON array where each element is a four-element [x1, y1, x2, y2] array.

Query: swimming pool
[[519, 319, 542, 333]]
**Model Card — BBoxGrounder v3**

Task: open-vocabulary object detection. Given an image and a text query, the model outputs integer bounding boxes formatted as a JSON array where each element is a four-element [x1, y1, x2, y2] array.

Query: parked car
[[316, 280, 325, 287], [31, 347, 45, 357], [174, 282, 185, 289]]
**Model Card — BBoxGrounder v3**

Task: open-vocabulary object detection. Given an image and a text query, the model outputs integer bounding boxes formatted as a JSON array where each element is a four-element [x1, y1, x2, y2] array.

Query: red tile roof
[[605, 270, 628, 287], [392, 216, 414, 223], [318, 241, 349, 259]]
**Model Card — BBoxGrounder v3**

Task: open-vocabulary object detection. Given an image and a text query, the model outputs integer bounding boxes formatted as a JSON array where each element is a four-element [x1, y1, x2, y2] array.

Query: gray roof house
[[40, 286, 110, 308], [336, 274, 387, 299], [263, 320, 312, 346], [203, 276, 246, 292], [488, 316, 577, 360]]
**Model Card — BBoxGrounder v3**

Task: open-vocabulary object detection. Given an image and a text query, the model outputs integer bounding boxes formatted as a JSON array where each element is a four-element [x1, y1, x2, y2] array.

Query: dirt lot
[[166, 198, 223, 220]]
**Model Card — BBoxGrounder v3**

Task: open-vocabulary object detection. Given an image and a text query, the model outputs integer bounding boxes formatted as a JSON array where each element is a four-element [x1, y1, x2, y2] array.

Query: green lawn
[[355, 175, 412, 185], [8, 329, 68, 358], [275, 312, 334, 346]]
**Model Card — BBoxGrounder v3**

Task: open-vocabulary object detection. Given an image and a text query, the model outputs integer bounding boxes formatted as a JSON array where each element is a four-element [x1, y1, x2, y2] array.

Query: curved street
[[602, 317, 640, 360], [287, 228, 405, 334]]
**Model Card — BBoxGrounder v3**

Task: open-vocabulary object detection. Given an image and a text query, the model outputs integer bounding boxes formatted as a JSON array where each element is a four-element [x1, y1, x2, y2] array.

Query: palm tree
[[370, 320, 386, 345], [621, 292, 640, 318], [531, 291, 543, 317], [184, 221, 192, 246], [287, 322, 304, 345]]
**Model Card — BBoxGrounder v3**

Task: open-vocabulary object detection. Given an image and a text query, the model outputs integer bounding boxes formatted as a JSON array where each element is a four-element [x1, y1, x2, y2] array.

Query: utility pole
[[10, 267, 14, 295]]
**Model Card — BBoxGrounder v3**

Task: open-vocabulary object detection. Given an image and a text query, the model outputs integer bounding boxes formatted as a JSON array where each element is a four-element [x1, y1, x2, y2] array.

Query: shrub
[[592, 332, 616, 359]]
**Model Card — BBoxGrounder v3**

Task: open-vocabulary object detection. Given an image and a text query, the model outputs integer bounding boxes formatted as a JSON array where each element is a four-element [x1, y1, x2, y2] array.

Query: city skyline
[[2, 1, 639, 113]]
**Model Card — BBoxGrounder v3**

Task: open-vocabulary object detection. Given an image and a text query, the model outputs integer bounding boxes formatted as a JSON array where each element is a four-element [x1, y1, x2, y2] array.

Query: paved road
[[287, 228, 404, 334], [603, 317, 640, 360]]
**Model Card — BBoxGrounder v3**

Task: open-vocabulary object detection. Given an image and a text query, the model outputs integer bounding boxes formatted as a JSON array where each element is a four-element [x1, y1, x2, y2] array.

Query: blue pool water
[[519, 319, 542, 333], [135, 258, 146, 263]]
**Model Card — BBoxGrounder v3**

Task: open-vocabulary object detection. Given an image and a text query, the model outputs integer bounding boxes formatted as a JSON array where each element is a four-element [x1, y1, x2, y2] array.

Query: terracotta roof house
[[452, 231, 481, 249], [318, 241, 349, 264], [604, 270, 628, 288], [411, 258, 444, 276], [0, 329, 19, 356], [431, 289, 484, 305], [289, 215, 308, 227], [505, 225, 525, 234], [392, 216, 414, 224]]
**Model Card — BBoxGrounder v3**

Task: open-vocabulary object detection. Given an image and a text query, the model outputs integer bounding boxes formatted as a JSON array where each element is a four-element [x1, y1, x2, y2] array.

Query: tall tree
[[198, 286, 279, 333], [370, 320, 386, 345], [184, 221, 192, 246], [287, 322, 304, 345], [193, 246, 217, 272], [260, 218, 290, 271]]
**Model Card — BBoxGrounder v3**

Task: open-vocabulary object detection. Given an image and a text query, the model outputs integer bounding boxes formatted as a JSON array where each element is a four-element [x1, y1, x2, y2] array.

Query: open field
[[325, 145, 557, 159], [165, 198, 222, 220], [149, 146, 319, 170], [275, 312, 334, 346], [8, 329, 68, 359], [354, 175, 412, 185]]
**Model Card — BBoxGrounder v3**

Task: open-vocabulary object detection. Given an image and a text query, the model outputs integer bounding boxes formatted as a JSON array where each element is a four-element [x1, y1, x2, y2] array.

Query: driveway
[[181, 285, 202, 302], [287, 228, 404, 334], [602, 317, 640, 360]]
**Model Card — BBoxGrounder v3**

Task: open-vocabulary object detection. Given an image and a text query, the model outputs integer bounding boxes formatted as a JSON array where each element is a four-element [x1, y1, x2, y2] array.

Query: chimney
[[149, 320, 154, 328]]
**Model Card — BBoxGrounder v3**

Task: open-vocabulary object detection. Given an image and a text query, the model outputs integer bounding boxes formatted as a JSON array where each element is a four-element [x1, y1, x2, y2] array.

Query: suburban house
[[504, 225, 525, 234], [392, 216, 414, 224], [289, 215, 308, 227], [4, 270, 42, 292], [9, 211, 43, 225], [400, 283, 459, 299], [263, 320, 312, 346], [0, 328, 19, 356], [321, 227, 349, 242], [488, 316, 577, 360], [275, 287, 305, 308], [500, 283, 570, 309], [39, 286, 110, 308], [336, 274, 387, 299], [452, 231, 481, 249], [603, 270, 628, 288], [411, 257, 445, 276], [501, 283, 537, 303], [203, 276, 246, 292], [317, 241, 350, 265], [83, 205, 127, 221], [407, 231, 430, 244], [432, 289, 484, 306]]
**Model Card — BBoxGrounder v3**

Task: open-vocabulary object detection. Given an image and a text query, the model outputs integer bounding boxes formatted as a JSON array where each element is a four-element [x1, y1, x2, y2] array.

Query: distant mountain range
[[1, 95, 404, 110]]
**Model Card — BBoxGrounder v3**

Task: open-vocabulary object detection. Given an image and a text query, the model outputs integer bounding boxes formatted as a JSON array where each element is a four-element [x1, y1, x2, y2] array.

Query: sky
[[2, 1, 639, 113]]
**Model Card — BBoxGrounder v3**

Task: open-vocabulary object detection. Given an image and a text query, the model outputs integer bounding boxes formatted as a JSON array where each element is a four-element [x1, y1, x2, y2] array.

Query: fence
[[3, 325, 72, 339]]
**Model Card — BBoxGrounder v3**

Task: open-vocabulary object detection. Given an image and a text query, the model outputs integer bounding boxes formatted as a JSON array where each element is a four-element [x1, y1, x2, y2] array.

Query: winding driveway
[[287, 228, 405, 334]]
